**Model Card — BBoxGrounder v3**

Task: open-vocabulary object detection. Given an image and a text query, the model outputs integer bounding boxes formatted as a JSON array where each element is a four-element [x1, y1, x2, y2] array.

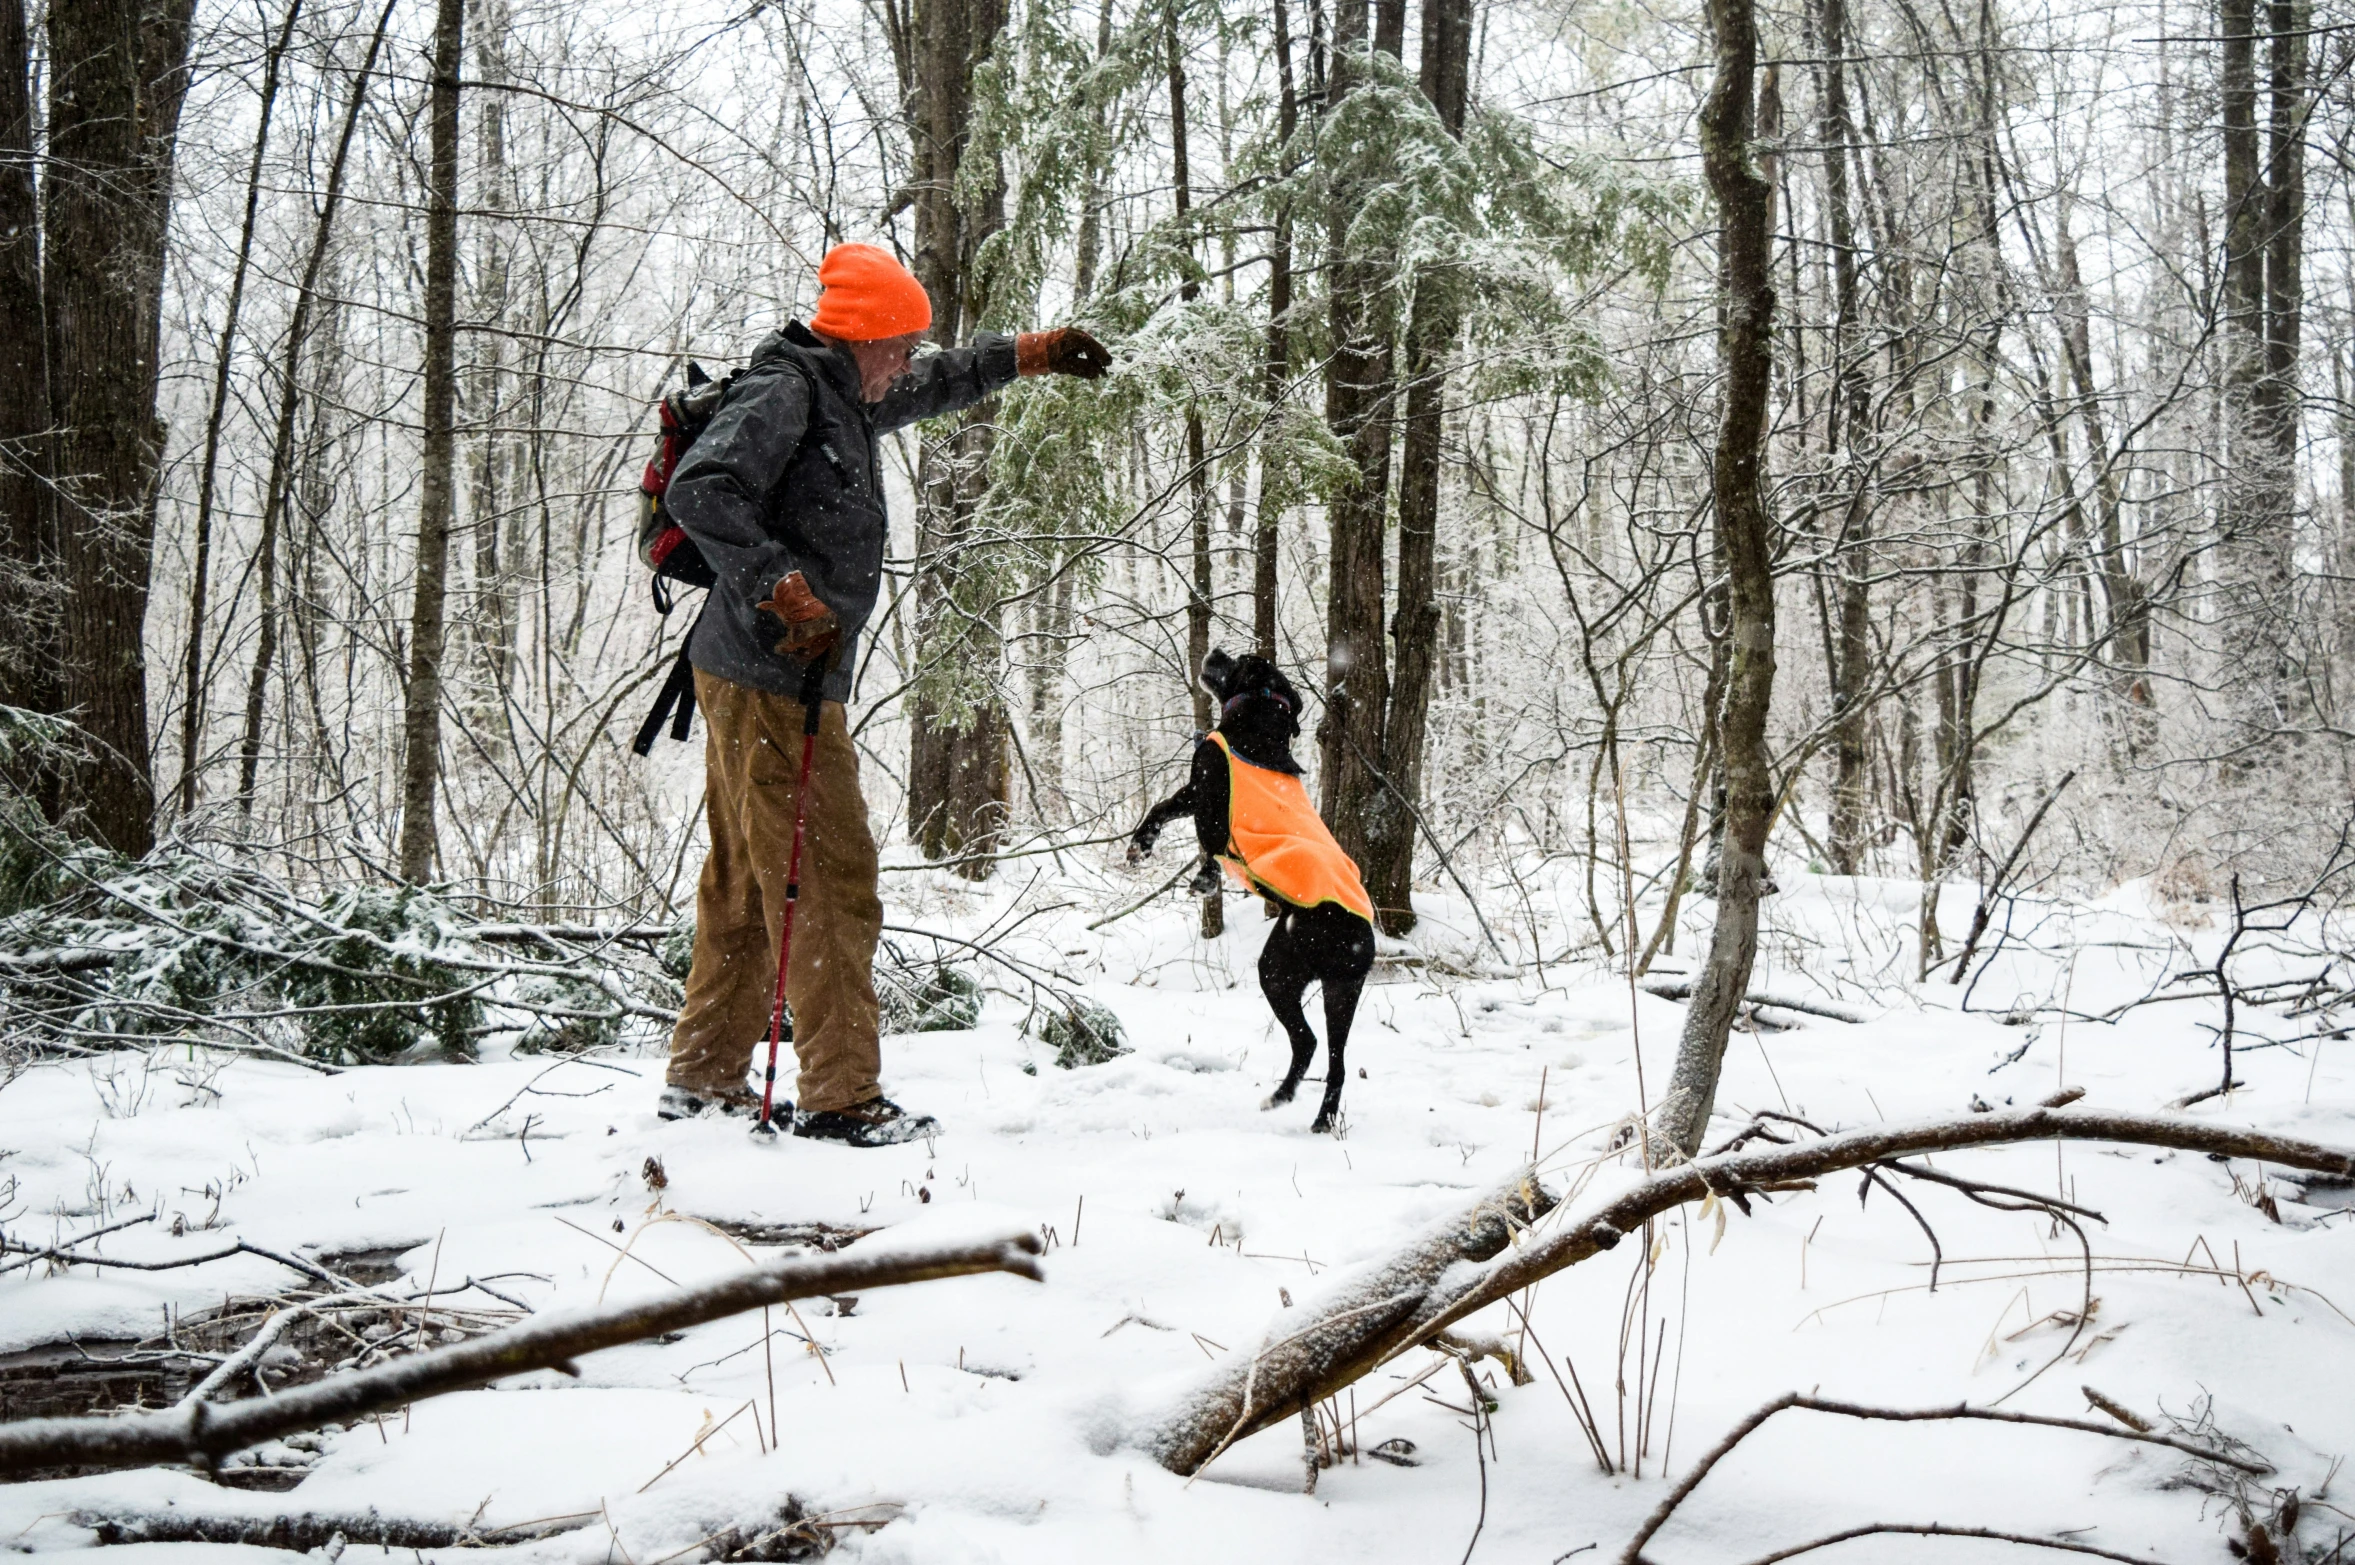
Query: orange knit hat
[[808, 244, 933, 341]]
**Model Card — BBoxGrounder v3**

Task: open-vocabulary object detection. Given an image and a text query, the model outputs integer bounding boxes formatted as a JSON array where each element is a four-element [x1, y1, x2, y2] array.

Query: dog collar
[[1220, 687, 1293, 720]]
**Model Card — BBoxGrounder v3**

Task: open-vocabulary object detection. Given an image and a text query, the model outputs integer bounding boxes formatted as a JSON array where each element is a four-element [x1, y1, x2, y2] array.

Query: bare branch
[[0, 1231, 1044, 1476]]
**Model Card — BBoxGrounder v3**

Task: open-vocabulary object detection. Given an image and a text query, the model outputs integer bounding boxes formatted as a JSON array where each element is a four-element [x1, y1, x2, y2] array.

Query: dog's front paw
[[1125, 837, 1150, 865], [1187, 858, 1222, 896]]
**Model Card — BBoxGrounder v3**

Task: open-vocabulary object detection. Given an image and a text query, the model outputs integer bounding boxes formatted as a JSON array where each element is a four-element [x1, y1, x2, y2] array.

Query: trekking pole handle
[[797, 653, 830, 734]]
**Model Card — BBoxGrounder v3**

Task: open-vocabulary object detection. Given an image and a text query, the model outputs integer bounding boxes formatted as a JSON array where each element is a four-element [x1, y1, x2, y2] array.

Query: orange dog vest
[[1206, 732, 1375, 923]]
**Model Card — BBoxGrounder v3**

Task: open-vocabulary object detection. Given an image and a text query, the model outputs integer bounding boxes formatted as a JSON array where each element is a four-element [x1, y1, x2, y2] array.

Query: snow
[[3, 868, 2351, 1563]]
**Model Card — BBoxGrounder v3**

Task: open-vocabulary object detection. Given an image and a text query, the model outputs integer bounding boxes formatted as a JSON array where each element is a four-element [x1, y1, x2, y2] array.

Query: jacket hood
[[753, 322, 863, 405]]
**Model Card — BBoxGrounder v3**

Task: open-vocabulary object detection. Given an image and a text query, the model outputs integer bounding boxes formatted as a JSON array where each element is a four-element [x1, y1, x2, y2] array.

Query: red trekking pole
[[753, 658, 831, 1140]]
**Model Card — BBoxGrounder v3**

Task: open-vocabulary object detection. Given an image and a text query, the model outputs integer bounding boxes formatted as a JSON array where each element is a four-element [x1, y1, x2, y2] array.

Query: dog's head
[[1201, 648, 1302, 743]]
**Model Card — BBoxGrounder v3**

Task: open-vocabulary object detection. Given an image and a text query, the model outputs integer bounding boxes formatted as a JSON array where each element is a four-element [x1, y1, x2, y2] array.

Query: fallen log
[[0, 1229, 1043, 1477], [1142, 1107, 2355, 1474]]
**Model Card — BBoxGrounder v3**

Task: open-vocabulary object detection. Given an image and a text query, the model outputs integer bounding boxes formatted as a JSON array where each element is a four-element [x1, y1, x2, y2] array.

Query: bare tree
[[1656, 6, 1777, 1159], [397, 0, 469, 884]]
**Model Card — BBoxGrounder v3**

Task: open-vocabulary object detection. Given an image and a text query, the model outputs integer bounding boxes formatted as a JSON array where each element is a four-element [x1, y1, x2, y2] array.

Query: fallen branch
[[1736, 1523, 2171, 1565], [2, 1234, 371, 1292], [1636, 975, 1867, 1024], [0, 1230, 1044, 1476], [77, 1509, 601, 1551], [1617, 1391, 2267, 1564], [1142, 1107, 2355, 1474]]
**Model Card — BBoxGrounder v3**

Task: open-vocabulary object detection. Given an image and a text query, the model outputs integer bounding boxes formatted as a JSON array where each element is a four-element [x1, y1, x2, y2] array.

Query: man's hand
[[756, 570, 840, 659], [1016, 327, 1112, 380]]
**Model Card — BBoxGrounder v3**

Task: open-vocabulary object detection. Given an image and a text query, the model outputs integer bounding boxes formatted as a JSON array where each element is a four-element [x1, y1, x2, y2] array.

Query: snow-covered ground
[[3, 868, 2351, 1564]]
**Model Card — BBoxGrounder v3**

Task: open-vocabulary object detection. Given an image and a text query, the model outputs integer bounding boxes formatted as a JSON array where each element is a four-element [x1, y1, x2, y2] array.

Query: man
[[657, 242, 1110, 1144]]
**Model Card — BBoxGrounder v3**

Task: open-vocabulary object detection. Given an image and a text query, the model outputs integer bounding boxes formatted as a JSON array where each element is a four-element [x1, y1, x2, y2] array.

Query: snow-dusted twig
[[0, 1209, 158, 1278], [177, 1299, 321, 1407], [1635, 974, 1867, 1023], [1615, 1391, 2269, 1564], [0, 1233, 364, 1291], [0, 1230, 1044, 1476], [1735, 1523, 2176, 1565]]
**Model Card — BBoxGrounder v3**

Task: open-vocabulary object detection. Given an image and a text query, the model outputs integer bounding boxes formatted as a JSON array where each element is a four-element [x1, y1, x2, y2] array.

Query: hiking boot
[[657, 1083, 762, 1121], [793, 1096, 937, 1147]]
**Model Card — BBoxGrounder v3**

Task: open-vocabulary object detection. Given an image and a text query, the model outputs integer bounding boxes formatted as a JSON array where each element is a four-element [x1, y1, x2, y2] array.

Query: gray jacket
[[667, 321, 1018, 705]]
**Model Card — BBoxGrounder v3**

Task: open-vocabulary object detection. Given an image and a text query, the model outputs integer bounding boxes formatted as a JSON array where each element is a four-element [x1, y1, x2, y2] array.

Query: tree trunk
[[1360, 0, 1472, 937], [1168, 0, 1222, 938], [231, 0, 393, 821], [1816, 0, 1872, 874], [175, 0, 303, 818], [902, 0, 1011, 873], [0, 0, 55, 746], [2216, 0, 2289, 748], [465, 0, 517, 714], [1656, 3, 1778, 1160], [2049, 214, 2150, 686], [396, 0, 466, 884], [1252, 0, 1298, 660], [42, 0, 198, 856], [2255, 0, 2304, 711], [1316, 0, 1400, 909]]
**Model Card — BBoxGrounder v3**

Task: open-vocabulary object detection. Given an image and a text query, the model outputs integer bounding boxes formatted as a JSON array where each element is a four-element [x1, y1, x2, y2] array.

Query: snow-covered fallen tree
[[1140, 1103, 2355, 1475]]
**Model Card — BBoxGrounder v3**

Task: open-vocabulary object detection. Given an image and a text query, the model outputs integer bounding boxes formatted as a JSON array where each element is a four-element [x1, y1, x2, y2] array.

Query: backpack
[[628, 352, 824, 756], [630, 362, 733, 756]]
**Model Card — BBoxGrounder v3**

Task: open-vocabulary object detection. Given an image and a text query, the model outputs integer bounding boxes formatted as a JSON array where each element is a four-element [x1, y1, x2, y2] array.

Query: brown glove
[[1016, 327, 1112, 380], [755, 570, 840, 659]]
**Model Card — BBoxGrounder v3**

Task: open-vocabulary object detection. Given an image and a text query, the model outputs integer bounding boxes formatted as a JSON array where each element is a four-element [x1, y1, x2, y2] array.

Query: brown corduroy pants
[[666, 670, 883, 1114]]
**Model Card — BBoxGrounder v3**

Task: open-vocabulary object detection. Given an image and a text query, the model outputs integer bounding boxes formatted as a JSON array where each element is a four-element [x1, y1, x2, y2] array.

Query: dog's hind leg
[[1258, 912, 1319, 1110], [1311, 917, 1376, 1134]]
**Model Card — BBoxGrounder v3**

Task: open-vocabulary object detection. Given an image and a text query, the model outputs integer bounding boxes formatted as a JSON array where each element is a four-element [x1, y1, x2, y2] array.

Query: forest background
[[2, 0, 2351, 1099]]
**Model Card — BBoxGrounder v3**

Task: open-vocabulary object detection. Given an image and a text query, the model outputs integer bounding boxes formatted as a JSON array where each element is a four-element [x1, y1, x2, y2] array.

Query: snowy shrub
[[509, 973, 623, 1055], [276, 886, 482, 1064], [1033, 999, 1128, 1069], [0, 706, 112, 918], [879, 960, 984, 1034], [658, 922, 696, 981], [96, 899, 272, 1038]]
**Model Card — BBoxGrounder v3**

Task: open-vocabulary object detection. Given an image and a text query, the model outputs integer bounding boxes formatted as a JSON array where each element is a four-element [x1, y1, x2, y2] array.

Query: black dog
[[1128, 650, 1377, 1133]]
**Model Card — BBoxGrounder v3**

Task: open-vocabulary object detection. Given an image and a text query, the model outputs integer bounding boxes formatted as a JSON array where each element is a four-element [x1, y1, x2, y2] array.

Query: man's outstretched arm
[[869, 328, 1111, 434]]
